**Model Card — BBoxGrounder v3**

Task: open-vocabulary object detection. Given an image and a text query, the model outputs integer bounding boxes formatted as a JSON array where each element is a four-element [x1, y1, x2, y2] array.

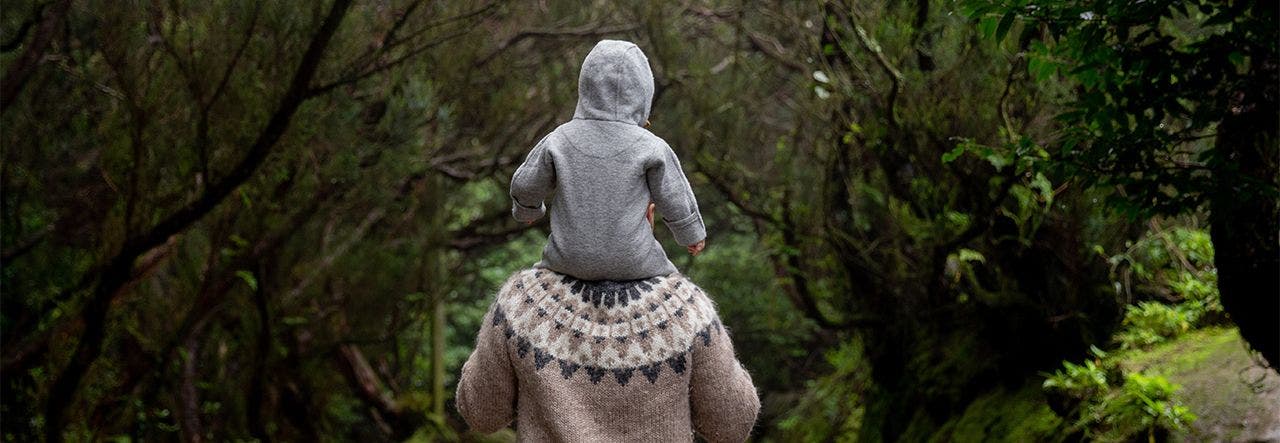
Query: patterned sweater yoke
[[457, 269, 761, 443]]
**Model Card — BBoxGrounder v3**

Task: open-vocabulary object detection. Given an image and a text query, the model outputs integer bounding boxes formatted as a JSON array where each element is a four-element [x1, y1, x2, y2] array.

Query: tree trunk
[[1209, 55, 1279, 368]]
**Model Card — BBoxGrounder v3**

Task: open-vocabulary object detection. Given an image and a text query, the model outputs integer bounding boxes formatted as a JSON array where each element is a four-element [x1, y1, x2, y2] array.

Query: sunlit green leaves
[[1042, 347, 1196, 440], [967, 0, 1279, 216], [234, 270, 258, 291]]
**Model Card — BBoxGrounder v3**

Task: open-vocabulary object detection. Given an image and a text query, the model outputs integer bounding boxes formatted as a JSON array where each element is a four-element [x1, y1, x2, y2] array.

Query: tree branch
[[745, 31, 807, 74], [0, 2, 47, 53], [845, 9, 903, 129], [473, 23, 640, 67], [41, 2, 354, 440], [0, 0, 71, 114], [333, 344, 424, 439]]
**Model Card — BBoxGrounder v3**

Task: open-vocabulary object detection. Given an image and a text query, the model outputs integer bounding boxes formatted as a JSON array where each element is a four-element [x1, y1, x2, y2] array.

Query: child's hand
[[646, 202, 656, 229], [687, 239, 705, 256]]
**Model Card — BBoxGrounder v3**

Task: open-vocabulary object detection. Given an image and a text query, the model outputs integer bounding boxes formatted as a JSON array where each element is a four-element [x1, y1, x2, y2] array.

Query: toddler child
[[510, 39, 706, 281]]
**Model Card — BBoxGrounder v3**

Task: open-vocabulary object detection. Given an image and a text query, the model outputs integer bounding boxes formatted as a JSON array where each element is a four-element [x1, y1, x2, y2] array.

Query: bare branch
[[308, 26, 473, 97], [846, 10, 903, 128], [474, 23, 640, 67], [0, 2, 48, 53], [333, 344, 424, 439], [285, 208, 386, 301], [1, 0, 71, 113], [745, 31, 807, 73], [204, 1, 263, 113], [0, 222, 55, 262]]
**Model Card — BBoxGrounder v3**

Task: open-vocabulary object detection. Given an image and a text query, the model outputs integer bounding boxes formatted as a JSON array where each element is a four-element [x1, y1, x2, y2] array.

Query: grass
[[1117, 327, 1280, 442], [928, 327, 1279, 442]]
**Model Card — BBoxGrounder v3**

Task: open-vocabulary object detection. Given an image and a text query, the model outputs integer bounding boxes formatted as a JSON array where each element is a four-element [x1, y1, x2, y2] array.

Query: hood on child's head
[[573, 40, 654, 127]]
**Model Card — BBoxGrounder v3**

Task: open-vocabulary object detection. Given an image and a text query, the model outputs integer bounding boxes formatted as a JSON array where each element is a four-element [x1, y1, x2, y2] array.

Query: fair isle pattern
[[492, 269, 721, 386]]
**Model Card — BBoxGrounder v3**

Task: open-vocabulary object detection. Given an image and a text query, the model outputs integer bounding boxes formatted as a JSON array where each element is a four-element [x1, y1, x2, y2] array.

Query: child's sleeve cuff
[[512, 198, 545, 223], [664, 211, 706, 246]]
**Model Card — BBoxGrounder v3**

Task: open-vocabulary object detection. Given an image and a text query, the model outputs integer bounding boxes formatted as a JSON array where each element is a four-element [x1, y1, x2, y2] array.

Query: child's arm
[[510, 135, 556, 224], [455, 301, 517, 433], [690, 317, 760, 442], [646, 144, 707, 251]]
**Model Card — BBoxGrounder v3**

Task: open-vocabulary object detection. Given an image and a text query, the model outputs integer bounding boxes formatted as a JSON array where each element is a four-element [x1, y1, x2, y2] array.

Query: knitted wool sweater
[[456, 269, 760, 442]]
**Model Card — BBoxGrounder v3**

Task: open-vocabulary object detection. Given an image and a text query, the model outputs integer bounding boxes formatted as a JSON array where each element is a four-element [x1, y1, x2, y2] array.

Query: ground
[[1121, 327, 1280, 442], [932, 326, 1280, 443]]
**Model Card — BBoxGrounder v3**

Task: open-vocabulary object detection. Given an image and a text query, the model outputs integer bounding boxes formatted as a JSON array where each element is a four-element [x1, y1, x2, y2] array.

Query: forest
[[1, 0, 1276, 442]]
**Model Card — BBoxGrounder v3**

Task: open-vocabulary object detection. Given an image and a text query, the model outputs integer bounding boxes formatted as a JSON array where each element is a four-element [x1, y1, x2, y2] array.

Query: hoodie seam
[[613, 53, 623, 122], [572, 116, 639, 126], [561, 128, 649, 160], [625, 45, 648, 124]]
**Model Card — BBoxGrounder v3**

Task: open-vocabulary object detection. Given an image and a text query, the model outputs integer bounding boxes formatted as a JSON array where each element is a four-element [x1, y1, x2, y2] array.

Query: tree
[[638, 1, 1131, 438], [0, 1, 661, 439], [973, 0, 1278, 367]]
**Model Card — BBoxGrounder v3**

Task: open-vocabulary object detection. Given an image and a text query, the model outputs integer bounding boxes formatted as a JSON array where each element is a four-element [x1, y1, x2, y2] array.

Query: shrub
[[1114, 302, 1196, 350], [1042, 350, 1194, 442], [1107, 226, 1224, 349], [1095, 373, 1195, 441]]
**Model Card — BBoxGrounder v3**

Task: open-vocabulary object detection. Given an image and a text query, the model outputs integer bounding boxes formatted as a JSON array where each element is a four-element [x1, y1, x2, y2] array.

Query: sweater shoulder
[[494, 268, 542, 303], [490, 269, 721, 384]]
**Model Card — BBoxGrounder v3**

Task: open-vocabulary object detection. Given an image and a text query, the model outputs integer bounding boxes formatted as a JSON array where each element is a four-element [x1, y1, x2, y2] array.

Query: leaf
[[978, 15, 1000, 39], [235, 270, 258, 291], [1028, 54, 1057, 81], [957, 248, 986, 263], [983, 148, 1011, 171], [1226, 51, 1244, 68], [942, 146, 966, 163], [239, 188, 253, 209], [1031, 172, 1054, 201], [995, 12, 1017, 41]]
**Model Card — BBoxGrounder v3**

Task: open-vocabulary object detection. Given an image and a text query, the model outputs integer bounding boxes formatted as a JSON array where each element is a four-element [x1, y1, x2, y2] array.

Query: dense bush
[[1115, 302, 1198, 350], [1108, 226, 1223, 349], [1042, 347, 1194, 442]]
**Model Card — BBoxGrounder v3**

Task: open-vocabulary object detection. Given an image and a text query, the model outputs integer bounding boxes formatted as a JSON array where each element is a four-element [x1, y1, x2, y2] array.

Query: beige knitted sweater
[[456, 269, 760, 442]]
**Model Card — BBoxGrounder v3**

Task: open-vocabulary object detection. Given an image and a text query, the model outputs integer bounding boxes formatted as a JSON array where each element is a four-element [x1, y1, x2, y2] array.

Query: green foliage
[[1105, 224, 1223, 349], [1115, 302, 1196, 349], [966, 0, 1277, 372], [1101, 373, 1196, 439], [2, 0, 1261, 441], [1042, 347, 1195, 441], [928, 385, 1064, 443], [968, 0, 1279, 215], [1042, 346, 1114, 397], [776, 340, 868, 442], [1043, 223, 1220, 439]]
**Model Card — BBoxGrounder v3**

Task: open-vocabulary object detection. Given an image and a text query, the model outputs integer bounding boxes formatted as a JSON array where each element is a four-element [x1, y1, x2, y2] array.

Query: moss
[[911, 327, 1278, 443], [1117, 327, 1280, 442], [927, 385, 1064, 443], [1120, 327, 1238, 374]]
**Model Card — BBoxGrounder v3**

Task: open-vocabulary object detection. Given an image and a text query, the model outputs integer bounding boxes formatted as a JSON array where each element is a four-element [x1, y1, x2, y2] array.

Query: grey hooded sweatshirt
[[511, 39, 705, 281]]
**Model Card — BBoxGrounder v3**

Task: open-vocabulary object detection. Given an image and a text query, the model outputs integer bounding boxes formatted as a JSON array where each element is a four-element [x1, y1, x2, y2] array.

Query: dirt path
[[1122, 327, 1280, 442]]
